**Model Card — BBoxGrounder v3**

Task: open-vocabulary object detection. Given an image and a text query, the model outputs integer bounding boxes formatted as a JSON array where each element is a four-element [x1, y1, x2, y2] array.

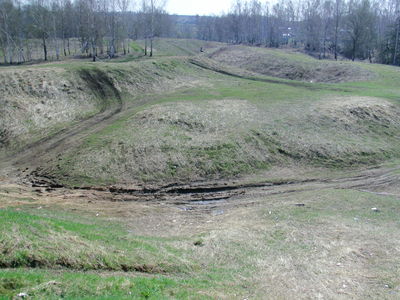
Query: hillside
[[1, 40, 400, 299], [208, 45, 376, 83]]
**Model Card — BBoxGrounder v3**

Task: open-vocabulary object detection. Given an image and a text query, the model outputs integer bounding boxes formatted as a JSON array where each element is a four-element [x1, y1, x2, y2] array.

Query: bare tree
[[393, 2, 400, 64], [0, 0, 399, 66], [0, 0, 15, 63], [302, 0, 322, 53], [346, 0, 376, 61], [333, 0, 343, 59], [321, 0, 333, 58], [30, 0, 52, 61], [118, 0, 131, 55], [140, 0, 166, 57]]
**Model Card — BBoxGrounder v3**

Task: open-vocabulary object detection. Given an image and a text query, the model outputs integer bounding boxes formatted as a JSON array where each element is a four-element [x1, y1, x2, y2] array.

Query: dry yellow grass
[[1, 175, 399, 298], [209, 45, 375, 83]]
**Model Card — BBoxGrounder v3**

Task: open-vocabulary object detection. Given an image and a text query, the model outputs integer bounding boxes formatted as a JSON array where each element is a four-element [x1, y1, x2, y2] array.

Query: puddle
[[212, 210, 224, 216]]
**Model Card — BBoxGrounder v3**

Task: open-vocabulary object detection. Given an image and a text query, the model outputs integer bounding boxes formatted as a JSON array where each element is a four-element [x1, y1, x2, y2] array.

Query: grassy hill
[[6, 42, 397, 187], [1, 39, 400, 299]]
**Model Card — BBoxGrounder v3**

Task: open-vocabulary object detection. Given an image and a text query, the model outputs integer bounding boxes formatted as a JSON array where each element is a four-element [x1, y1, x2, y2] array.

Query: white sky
[[166, 0, 234, 16], [166, 0, 278, 16]]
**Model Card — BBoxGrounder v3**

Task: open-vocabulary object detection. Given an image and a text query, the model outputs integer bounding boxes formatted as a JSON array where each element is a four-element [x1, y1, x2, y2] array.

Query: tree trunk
[[334, 0, 340, 60], [43, 35, 47, 61], [55, 39, 60, 60], [150, 38, 153, 57], [2, 46, 7, 64], [26, 42, 32, 61], [53, 18, 59, 60], [92, 39, 96, 62], [7, 44, 12, 64], [334, 30, 338, 60], [393, 17, 400, 65], [323, 25, 327, 59]]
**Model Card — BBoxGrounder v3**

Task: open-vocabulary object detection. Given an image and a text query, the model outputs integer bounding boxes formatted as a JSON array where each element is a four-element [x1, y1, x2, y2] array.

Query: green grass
[[45, 59, 400, 186], [3, 39, 400, 298], [0, 204, 254, 298], [130, 41, 144, 53], [136, 39, 220, 57], [0, 208, 188, 272], [0, 269, 209, 299], [1, 188, 400, 298]]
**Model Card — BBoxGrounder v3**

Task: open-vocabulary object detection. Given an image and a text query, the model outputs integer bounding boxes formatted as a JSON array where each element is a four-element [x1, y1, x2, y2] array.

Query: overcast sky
[[166, 0, 234, 16]]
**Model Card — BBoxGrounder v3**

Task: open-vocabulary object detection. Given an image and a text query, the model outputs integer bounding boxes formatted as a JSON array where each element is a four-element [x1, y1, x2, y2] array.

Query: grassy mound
[[0, 208, 186, 272], [209, 45, 375, 83], [2, 39, 400, 187], [45, 96, 400, 186], [0, 58, 193, 155], [0, 67, 104, 152]]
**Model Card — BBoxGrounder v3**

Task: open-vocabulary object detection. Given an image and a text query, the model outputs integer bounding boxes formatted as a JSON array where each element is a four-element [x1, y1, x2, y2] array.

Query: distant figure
[[200, 47, 204, 53]]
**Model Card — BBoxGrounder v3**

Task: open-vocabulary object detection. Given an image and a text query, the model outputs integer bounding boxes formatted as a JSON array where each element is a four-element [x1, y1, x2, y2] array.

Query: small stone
[[194, 240, 204, 246]]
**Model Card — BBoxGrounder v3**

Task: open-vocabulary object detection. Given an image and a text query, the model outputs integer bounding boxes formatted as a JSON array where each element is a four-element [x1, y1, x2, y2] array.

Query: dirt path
[[1, 87, 166, 183], [0, 95, 124, 181], [15, 164, 399, 211], [189, 58, 355, 92]]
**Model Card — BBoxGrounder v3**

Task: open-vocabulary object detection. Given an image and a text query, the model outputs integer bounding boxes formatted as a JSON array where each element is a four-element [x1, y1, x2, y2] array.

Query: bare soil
[[1, 164, 399, 237]]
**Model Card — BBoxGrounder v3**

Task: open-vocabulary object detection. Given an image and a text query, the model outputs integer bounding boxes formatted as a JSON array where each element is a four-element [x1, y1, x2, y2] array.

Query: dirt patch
[[209, 45, 375, 83]]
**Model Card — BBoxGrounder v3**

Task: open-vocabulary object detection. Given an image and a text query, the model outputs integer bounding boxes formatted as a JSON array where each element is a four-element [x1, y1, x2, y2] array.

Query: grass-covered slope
[[0, 58, 197, 157], [0, 208, 186, 272], [1, 187, 400, 299], [137, 38, 222, 57], [209, 45, 375, 83], [0, 67, 105, 152], [1, 40, 400, 299], [47, 95, 400, 186], [2, 39, 400, 187], [40, 53, 400, 186]]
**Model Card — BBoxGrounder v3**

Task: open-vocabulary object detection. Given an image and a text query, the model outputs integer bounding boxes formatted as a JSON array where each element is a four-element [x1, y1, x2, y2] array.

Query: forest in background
[[0, 0, 399, 65]]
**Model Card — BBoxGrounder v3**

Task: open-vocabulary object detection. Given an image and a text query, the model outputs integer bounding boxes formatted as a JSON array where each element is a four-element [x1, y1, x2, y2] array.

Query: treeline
[[1, 0, 400, 66], [193, 0, 400, 65], [0, 0, 171, 63]]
